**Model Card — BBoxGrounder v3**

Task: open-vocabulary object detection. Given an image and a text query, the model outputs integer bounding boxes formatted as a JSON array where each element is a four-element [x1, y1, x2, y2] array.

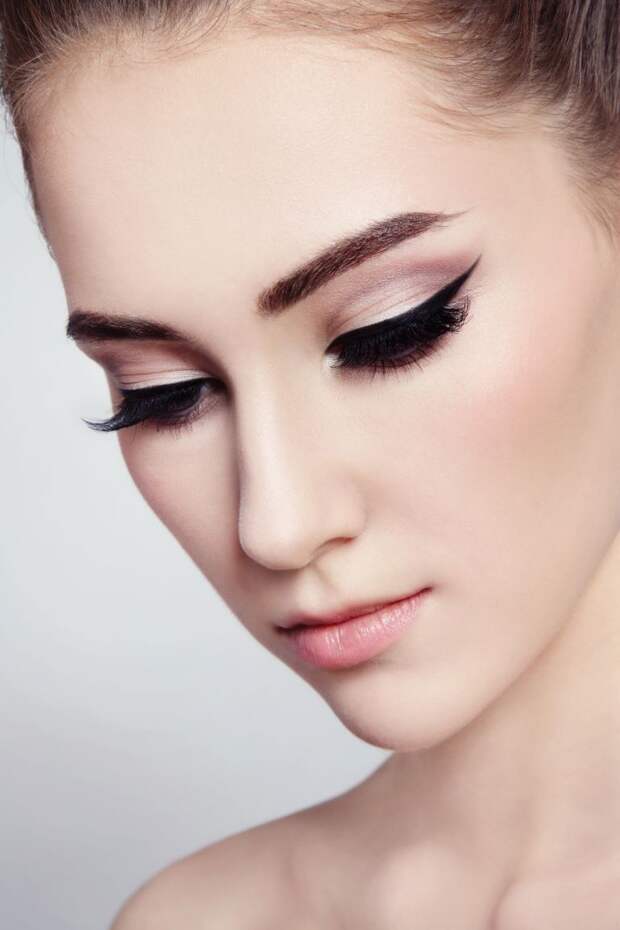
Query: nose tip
[[238, 495, 360, 571], [237, 468, 365, 572], [239, 524, 318, 572]]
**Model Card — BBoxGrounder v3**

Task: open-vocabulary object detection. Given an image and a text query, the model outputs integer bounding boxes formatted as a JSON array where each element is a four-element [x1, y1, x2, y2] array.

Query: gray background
[[0, 116, 386, 930]]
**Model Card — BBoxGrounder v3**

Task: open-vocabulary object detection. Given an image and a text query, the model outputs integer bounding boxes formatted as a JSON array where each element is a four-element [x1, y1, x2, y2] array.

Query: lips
[[279, 587, 429, 631], [279, 588, 429, 669]]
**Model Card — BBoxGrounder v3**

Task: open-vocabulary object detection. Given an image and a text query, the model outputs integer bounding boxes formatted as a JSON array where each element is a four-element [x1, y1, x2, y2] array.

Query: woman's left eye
[[326, 295, 470, 377], [326, 256, 478, 376], [83, 257, 479, 437]]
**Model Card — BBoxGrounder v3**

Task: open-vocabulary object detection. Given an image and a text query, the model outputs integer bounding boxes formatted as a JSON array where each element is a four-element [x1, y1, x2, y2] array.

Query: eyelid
[[117, 378, 210, 407], [115, 370, 209, 392], [331, 256, 481, 345]]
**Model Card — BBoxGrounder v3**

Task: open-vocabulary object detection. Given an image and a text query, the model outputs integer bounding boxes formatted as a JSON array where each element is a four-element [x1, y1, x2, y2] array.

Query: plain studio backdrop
[[0, 113, 385, 930]]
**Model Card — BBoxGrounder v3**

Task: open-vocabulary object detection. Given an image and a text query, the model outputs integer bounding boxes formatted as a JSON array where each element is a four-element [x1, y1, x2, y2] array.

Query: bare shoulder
[[107, 803, 329, 930], [108, 835, 252, 930]]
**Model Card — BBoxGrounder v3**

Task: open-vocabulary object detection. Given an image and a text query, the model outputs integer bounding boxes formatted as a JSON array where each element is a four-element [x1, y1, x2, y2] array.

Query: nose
[[235, 385, 366, 572]]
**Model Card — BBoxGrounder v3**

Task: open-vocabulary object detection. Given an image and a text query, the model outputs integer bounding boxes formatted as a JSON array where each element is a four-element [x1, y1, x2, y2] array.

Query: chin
[[313, 665, 510, 753]]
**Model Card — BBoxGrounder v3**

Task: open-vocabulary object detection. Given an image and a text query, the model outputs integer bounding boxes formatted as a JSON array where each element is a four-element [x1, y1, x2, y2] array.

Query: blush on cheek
[[432, 262, 620, 629], [455, 247, 615, 480]]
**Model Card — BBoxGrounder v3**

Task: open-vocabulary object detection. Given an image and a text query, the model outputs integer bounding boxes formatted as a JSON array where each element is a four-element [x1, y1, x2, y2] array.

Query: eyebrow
[[65, 208, 468, 344]]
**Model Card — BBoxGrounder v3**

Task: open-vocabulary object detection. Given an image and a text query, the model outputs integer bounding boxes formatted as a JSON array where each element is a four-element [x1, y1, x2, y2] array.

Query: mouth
[[277, 587, 430, 670]]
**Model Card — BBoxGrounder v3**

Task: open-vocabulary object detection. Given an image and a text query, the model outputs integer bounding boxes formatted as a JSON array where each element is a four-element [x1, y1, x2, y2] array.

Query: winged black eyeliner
[[329, 255, 481, 348]]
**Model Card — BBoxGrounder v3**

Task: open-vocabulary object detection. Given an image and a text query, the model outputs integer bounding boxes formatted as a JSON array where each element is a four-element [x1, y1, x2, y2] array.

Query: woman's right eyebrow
[[65, 208, 468, 346]]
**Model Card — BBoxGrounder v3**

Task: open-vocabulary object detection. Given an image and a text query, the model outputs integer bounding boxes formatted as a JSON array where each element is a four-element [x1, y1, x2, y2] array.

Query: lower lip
[[279, 589, 429, 670]]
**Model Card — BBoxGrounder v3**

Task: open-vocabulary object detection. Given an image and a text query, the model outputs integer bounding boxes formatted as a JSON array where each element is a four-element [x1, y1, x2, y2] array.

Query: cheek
[[453, 269, 620, 592], [117, 424, 243, 600]]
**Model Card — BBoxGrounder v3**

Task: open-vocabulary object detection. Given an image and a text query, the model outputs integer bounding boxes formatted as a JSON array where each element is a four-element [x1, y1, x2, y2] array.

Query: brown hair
[[1, 0, 620, 238]]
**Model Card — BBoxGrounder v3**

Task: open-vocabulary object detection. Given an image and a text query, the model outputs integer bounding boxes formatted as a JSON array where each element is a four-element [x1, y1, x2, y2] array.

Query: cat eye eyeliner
[[83, 255, 480, 435]]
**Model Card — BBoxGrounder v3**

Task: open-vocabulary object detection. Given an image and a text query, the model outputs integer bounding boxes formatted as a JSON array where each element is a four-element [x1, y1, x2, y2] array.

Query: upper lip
[[278, 586, 429, 631]]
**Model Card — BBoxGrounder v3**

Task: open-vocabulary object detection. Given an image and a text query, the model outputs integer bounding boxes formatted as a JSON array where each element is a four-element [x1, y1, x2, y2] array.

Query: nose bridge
[[234, 369, 364, 571]]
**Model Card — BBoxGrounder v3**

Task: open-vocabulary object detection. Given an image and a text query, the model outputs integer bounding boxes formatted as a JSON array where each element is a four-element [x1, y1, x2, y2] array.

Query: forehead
[[29, 31, 541, 308]]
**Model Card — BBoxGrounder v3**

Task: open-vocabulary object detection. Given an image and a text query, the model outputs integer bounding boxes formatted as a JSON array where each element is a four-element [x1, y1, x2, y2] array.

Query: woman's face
[[30, 30, 620, 750]]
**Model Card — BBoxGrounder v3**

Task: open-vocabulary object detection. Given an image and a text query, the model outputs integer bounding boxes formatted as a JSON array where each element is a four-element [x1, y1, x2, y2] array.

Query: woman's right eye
[[83, 377, 220, 434]]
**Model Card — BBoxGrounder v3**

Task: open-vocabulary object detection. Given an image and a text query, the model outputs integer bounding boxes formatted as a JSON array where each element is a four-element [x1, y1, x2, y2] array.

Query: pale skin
[[26, 24, 620, 928]]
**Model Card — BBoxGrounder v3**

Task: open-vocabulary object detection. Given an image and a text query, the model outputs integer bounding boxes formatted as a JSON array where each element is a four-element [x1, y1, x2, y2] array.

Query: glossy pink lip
[[277, 587, 430, 670], [280, 588, 428, 630]]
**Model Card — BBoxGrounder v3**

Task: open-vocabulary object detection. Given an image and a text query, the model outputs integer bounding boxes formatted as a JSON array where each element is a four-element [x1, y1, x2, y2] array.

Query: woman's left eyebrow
[[66, 207, 468, 344]]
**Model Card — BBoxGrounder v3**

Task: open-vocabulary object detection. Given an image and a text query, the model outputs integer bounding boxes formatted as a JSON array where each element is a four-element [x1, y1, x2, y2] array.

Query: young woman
[[1, 1, 619, 926]]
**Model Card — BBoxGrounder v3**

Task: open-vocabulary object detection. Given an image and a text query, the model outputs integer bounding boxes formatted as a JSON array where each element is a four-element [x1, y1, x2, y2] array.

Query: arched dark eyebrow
[[65, 209, 467, 344]]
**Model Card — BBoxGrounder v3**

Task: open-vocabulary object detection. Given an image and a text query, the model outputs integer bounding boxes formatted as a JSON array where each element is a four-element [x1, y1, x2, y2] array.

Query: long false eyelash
[[84, 256, 480, 435], [82, 377, 217, 433]]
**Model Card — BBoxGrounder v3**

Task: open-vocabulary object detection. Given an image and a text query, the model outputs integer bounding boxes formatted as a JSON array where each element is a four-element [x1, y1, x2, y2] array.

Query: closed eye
[[326, 255, 479, 375]]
